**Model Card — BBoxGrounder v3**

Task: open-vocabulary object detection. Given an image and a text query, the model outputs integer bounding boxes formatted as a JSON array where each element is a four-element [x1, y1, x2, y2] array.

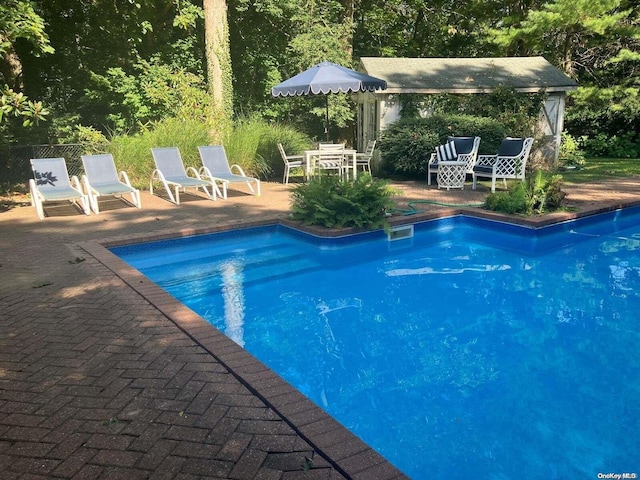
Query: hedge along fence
[[377, 115, 510, 178]]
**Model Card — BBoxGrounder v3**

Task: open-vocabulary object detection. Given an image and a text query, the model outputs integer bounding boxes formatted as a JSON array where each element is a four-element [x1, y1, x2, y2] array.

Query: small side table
[[437, 161, 467, 190]]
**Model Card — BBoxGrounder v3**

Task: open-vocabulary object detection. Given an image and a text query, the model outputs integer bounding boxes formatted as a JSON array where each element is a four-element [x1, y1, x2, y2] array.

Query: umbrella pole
[[325, 96, 330, 141]]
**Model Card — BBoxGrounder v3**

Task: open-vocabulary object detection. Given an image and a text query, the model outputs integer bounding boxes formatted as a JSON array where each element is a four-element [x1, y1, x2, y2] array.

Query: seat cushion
[[448, 136, 475, 155], [473, 164, 494, 174], [498, 138, 525, 157], [436, 141, 457, 161]]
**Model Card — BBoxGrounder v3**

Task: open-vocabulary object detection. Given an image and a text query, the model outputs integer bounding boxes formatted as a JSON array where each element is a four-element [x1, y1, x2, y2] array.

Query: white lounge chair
[[197, 145, 260, 199], [427, 136, 481, 185], [472, 137, 534, 192], [81, 154, 141, 213], [29, 157, 91, 220], [150, 147, 215, 205], [278, 143, 306, 184]]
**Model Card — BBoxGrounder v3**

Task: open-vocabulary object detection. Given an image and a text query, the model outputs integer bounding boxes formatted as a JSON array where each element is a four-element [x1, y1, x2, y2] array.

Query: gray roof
[[359, 56, 578, 94]]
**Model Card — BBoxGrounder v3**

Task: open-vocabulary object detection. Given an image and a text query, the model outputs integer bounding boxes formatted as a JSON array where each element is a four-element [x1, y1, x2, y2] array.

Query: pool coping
[[79, 218, 408, 480], [77, 199, 640, 479]]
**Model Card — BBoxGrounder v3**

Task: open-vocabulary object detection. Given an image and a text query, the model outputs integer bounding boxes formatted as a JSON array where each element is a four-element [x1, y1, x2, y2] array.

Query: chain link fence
[[0, 144, 85, 193]]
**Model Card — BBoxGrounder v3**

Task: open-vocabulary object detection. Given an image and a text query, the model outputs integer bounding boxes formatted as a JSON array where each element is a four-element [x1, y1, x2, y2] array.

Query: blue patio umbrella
[[271, 61, 387, 139]]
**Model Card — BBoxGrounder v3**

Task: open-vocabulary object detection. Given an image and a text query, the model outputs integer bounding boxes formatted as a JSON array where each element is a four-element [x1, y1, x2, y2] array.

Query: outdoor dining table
[[304, 148, 358, 180]]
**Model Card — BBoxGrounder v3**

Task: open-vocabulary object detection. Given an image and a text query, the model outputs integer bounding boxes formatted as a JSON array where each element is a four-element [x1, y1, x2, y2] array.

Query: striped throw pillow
[[436, 141, 457, 162]]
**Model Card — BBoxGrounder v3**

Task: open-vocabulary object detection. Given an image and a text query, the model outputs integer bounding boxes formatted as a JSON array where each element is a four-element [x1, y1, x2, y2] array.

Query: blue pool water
[[112, 209, 640, 479]]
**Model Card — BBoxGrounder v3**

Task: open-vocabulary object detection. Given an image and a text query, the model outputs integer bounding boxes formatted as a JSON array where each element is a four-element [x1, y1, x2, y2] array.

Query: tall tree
[[0, 0, 51, 133], [487, 0, 633, 77], [203, 0, 233, 121], [0, 0, 53, 90]]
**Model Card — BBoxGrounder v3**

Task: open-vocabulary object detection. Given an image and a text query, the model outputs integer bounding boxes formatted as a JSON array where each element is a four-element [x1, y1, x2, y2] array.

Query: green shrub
[[579, 132, 640, 159], [558, 132, 586, 169], [224, 116, 312, 180], [484, 183, 529, 214], [484, 171, 566, 215], [223, 117, 273, 178], [378, 115, 508, 177], [290, 174, 396, 229]]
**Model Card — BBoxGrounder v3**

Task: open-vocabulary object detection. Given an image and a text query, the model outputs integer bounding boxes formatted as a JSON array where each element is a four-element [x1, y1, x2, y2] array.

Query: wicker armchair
[[472, 137, 534, 193]]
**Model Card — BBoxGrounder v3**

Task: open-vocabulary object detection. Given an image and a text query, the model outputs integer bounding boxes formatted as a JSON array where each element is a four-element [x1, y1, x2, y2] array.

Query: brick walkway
[[1, 177, 638, 479]]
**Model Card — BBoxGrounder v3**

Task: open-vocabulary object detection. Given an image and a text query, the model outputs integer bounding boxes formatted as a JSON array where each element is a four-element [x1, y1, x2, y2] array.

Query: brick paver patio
[[1, 177, 638, 479]]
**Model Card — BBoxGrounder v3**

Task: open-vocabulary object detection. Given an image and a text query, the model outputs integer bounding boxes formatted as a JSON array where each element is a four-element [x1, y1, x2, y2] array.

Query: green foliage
[[486, 0, 640, 151], [579, 132, 640, 159], [221, 116, 313, 179], [378, 115, 507, 177], [353, 0, 498, 58], [235, 119, 312, 180], [484, 182, 530, 214], [107, 117, 211, 189], [222, 117, 275, 178], [7, 0, 639, 155], [558, 132, 586, 168], [487, 0, 632, 76], [19, 0, 205, 142], [231, 0, 354, 140], [409, 87, 545, 137], [484, 171, 566, 215], [290, 174, 396, 229], [87, 59, 211, 133], [0, 87, 48, 126], [105, 116, 310, 188], [0, 0, 53, 61], [566, 86, 640, 157], [527, 171, 566, 214]]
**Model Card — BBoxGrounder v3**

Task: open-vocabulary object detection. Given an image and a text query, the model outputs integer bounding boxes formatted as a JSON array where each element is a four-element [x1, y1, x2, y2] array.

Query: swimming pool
[[111, 208, 640, 479]]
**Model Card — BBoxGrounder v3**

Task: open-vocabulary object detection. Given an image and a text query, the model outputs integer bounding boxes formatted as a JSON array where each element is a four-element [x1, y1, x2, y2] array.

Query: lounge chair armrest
[[185, 166, 201, 178], [81, 174, 90, 194], [150, 168, 165, 182], [70, 175, 83, 192], [230, 164, 247, 176], [119, 170, 134, 187]]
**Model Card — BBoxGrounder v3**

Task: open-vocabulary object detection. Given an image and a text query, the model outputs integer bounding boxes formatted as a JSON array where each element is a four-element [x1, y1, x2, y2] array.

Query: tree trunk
[[203, 0, 233, 121], [341, 0, 355, 57], [0, 45, 24, 90]]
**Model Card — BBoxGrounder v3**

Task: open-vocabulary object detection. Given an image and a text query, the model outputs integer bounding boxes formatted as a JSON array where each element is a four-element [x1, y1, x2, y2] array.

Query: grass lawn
[[558, 157, 640, 183]]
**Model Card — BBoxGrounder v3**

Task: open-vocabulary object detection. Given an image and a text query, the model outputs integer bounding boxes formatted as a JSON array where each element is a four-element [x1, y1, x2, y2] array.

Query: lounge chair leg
[[29, 179, 45, 220], [131, 190, 141, 208]]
